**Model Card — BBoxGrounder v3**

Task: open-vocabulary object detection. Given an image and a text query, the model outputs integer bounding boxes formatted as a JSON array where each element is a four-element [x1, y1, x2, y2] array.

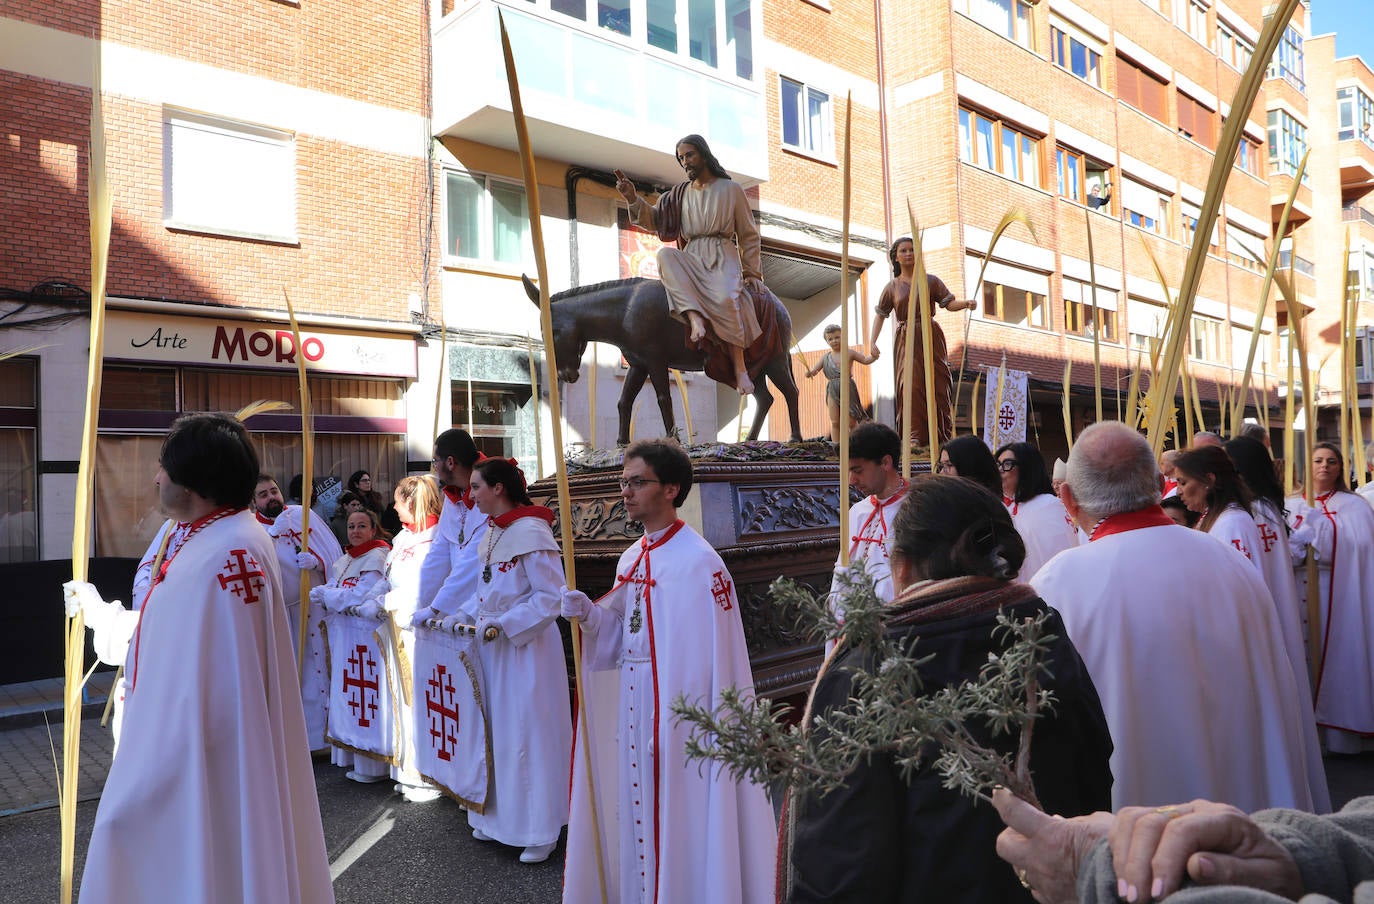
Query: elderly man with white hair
[[1031, 422, 1329, 814]]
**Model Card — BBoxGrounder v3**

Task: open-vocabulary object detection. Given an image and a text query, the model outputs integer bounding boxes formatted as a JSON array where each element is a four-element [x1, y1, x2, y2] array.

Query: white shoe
[[471, 827, 494, 842], [402, 785, 442, 803], [345, 770, 388, 784], [520, 842, 556, 863]]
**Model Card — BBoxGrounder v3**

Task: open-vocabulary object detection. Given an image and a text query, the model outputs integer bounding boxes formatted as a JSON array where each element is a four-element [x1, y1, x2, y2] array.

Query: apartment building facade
[[0, 1, 436, 563]]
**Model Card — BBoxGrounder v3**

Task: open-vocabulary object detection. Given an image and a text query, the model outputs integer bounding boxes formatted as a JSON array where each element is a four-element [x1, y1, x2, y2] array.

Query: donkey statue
[[523, 275, 803, 446]]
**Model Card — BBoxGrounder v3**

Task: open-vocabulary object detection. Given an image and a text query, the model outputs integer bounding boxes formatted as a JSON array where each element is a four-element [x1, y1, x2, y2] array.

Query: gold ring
[[1154, 805, 1182, 819], [1018, 868, 1031, 890]]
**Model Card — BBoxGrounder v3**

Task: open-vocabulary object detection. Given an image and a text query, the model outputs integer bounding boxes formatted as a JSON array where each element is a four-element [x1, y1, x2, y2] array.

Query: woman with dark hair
[[1174, 445, 1263, 563], [938, 435, 1002, 498], [868, 237, 975, 448], [460, 457, 571, 863], [349, 469, 400, 535], [312, 507, 393, 782], [995, 441, 1080, 582], [64, 413, 332, 902], [1224, 436, 1312, 704], [784, 475, 1113, 903], [1290, 442, 1374, 754]]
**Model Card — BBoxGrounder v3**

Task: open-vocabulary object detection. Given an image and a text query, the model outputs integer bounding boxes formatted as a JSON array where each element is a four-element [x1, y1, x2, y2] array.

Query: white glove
[[62, 580, 106, 619], [308, 586, 327, 606], [560, 586, 593, 621], [411, 606, 436, 628], [295, 551, 320, 571], [354, 600, 383, 620]]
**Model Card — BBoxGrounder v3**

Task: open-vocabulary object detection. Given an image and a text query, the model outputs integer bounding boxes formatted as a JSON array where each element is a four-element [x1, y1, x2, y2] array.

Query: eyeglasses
[[998, 459, 1019, 472], [618, 477, 662, 491], [937, 460, 956, 473]]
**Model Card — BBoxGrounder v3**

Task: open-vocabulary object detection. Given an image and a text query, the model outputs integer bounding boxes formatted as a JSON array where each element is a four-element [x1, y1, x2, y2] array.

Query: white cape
[[1033, 520, 1328, 813], [80, 510, 333, 902], [1007, 493, 1081, 582]]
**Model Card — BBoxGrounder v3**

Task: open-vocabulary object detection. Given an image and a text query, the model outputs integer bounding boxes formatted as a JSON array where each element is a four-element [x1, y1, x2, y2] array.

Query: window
[[1236, 134, 1262, 176], [1057, 147, 1112, 207], [1267, 24, 1305, 93], [953, 0, 1035, 50], [452, 383, 535, 459], [1225, 223, 1266, 272], [780, 78, 833, 157], [1121, 177, 1171, 235], [1063, 278, 1119, 340], [1173, 0, 1209, 44], [163, 111, 296, 242], [0, 358, 37, 563], [1338, 86, 1374, 146], [959, 107, 1043, 189], [1128, 297, 1168, 354], [967, 255, 1049, 328], [1191, 315, 1223, 362], [1231, 325, 1271, 374], [1216, 20, 1254, 70], [1277, 237, 1315, 277], [1050, 19, 1102, 87], [551, 0, 753, 79], [1267, 109, 1309, 182], [445, 171, 530, 267], [1116, 55, 1169, 122], [1180, 200, 1220, 254], [1177, 92, 1216, 149]]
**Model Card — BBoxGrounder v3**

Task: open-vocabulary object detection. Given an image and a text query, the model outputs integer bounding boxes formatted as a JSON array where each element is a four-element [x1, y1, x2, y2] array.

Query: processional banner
[[410, 625, 491, 813], [982, 367, 1029, 447], [322, 613, 398, 764]]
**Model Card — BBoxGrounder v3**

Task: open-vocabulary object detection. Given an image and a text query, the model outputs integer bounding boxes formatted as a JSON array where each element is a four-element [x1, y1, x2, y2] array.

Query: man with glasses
[[560, 439, 775, 904], [833, 423, 908, 606]]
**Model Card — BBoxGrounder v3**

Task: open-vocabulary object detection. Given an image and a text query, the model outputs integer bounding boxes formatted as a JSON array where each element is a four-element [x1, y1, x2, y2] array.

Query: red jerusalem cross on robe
[[711, 570, 733, 612], [217, 549, 266, 604], [425, 664, 460, 761], [1258, 522, 1280, 553], [342, 643, 381, 727]]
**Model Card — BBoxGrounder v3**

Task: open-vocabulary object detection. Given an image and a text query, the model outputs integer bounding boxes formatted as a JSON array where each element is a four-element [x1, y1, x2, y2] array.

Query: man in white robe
[[416, 428, 488, 624], [561, 439, 776, 903], [254, 474, 343, 751], [66, 412, 332, 903], [832, 423, 908, 607], [1032, 421, 1329, 814]]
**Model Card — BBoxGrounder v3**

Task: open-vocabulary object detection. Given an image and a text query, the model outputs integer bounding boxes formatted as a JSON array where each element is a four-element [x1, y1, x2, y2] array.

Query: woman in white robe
[[311, 509, 391, 781], [365, 475, 443, 801], [995, 441, 1080, 581], [459, 457, 572, 864], [1292, 442, 1374, 754]]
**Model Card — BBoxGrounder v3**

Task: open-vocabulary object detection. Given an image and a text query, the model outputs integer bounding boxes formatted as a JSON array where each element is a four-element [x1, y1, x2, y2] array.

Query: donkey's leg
[[767, 355, 804, 442], [745, 376, 774, 442], [646, 367, 678, 441], [617, 365, 650, 446]]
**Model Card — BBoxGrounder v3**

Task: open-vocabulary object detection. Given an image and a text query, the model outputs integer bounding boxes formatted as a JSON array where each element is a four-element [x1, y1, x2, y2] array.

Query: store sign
[[106, 310, 417, 378]]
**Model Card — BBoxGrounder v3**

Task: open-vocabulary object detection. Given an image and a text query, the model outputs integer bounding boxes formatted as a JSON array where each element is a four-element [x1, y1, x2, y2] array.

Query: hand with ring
[[993, 788, 1113, 904]]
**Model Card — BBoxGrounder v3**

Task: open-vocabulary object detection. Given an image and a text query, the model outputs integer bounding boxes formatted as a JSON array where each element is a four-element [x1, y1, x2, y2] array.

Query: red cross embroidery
[[711, 570, 733, 612], [425, 664, 460, 761], [342, 576, 359, 589], [217, 549, 266, 604], [342, 643, 380, 727], [1258, 523, 1280, 553], [998, 404, 1016, 432], [1231, 538, 1252, 561], [497, 560, 517, 575]]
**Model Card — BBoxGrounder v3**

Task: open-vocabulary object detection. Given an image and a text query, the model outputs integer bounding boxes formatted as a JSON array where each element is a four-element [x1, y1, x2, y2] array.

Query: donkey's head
[[523, 274, 585, 383]]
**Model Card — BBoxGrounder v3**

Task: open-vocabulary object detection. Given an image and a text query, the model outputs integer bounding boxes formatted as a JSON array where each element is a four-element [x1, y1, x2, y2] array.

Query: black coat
[[787, 594, 1113, 904]]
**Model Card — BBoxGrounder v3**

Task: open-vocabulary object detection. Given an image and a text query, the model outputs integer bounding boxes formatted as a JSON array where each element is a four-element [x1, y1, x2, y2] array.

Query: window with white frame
[[966, 255, 1049, 328], [1338, 87, 1374, 146], [953, 0, 1035, 51], [1215, 19, 1254, 71], [444, 171, 530, 267], [1121, 177, 1171, 236], [1050, 17, 1103, 87], [1063, 278, 1118, 341], [1180, 200, 1220, 255], [1231, 324, 1271, 373], [544, 0, 755, 80], [1226, 222, 1266, 272], [1127, 297, 1168, 355], [1173, 0, 1209, 44], [1267, 109, 1309, 181], [163, 112, 297, 242], [1267, 25, 1305, 93], [958, 106, 1044, 189], [1191, 314, 1224, 362], [780, 77, 833, 157]]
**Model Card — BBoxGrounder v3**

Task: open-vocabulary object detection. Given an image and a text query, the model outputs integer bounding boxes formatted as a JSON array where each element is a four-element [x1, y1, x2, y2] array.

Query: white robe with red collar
[[1032, 511, 1328, 813], [80, 509, 333, 903], [417, 490, 488, 621], [1296, 490, 1374, 738], [564, 521, 775, 904], [833, 485, 907, 603], [466, 508, 572, 847], [1005, 492, 1081, 582]]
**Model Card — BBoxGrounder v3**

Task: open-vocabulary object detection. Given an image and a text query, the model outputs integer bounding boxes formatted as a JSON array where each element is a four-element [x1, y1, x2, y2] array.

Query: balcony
[[1339, 132, 1374, 200], [1269, 172, 1312, 226], [432, 0, 768, 187], [1344, 201, 1374, 228]]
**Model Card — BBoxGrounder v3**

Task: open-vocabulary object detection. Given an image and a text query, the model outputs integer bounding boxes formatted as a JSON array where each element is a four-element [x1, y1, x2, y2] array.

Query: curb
[[0, 700, 109, 731]]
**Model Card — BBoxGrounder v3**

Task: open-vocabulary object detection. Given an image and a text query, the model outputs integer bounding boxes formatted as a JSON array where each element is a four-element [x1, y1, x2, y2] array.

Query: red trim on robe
[[442, 485, 475, 508], [1089, 505, 1176, 541], [491, 505, 556, 529], [849, 481, 907, 560], [345, 538, 391, 558]]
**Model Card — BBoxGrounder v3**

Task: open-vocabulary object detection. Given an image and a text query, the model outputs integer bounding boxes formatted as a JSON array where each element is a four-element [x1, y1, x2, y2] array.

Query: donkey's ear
[[522, 274, 541, 305]]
